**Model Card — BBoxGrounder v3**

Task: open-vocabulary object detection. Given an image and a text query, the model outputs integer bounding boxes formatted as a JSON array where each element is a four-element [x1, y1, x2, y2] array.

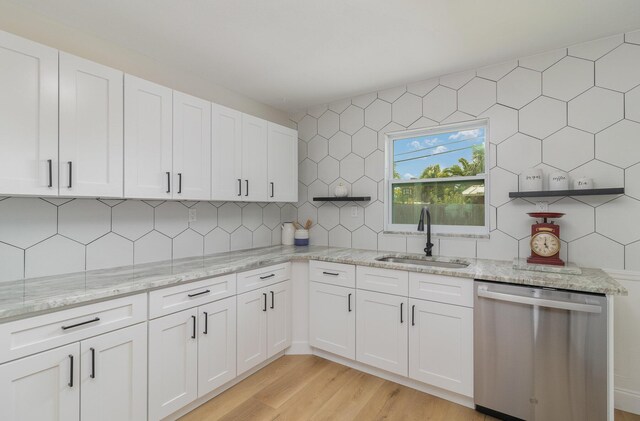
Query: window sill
[[382, 230, 490, 240]]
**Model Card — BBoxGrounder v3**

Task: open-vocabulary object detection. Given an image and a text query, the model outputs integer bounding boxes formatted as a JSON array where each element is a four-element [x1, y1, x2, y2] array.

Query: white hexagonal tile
[[596, 43, 640, 92], [317, 110, 339, 138], [364, 99, 392, 131], [280, 203, 297, 223], [440, 238, 477, 258], [377, 233, 407, 253], [457, 78, 496, 116], [519, 96, 567, 139], [230, 226, 252, 251], [365, 201, 384, 232], [627, 85, 640, 123], [299, 159, 318, 186], [392, 93, 422, 126], [328, 131, 351, 160], [488, 143, 497, 169], [329, 225, 351, 248], [628, 29, 640, 45], [172, 229, 204, 259], [626, 241, 640, 271], [318, 203, 340, 229], [476, 60, 518, 81], [440, 69, 475, 89], [59, 199, 111, 244], [480, 104, 518, 144], [476, 230, 518, 261], [365, 150, 384, 182], [568, 87, 623, 133], [253, 225, 272, 248], [241, 203, 262, 231], [568, 34, 623, 60], [298, 139, 307, 163], [308, 180, 329, 204], [86, 233, 133, 270], [497, 67, 541, 109], [627, 163, 640, 200], [352, 92, 377, 109], [308, 135, 328, 163], [352, 127, 377, 158], [497, 199, 534, 239], [188, 202, 217, 235], [543, 127, 594, 171], [520, 48, 566, 71], [596, 120, 640, 168], [340, 105, 365, 135], [378, 122, 405, 150], [352, 177, 378, 202], [490, 167, 518, 207], [339, 203, 365, 231], [0, 242, 23, 281], [262, 203, 280, 229], [328, 98, 351, 114], [309, 225, 328, 246], [99, 199, 124, 207], [569, 233, 624, 269], [297, 203, 318, 227], [297, 114, 317, 142], [352, 226, 377, 250], [570, 159, 624, 189], [134, 231, 171, 265], [271, 226, 282, 246], [155, 202, 188, 238], [423, 86, 456, 121], [318, 156, 340, 184], [204, 228, 230, 254], [546, 197, 594, 242], [296, 182, 308, 208], [0, 198, 56, 249], [112, 200, 153, 241], [340, 154, 365, 183], [378, 86, 406, 103], [497, 133, 541, 174], [407, 78, 439, 96], [307, 104, 328, 118], [142, 200, 165, 208], [596, 196, 640, 244], [25, 235, 85, 278], [42, 198, 74, 206], [441, 111, 474, 125], [218, 203, 242, 233], [408, 117, 439, 130], [543, 57, 594, 101]]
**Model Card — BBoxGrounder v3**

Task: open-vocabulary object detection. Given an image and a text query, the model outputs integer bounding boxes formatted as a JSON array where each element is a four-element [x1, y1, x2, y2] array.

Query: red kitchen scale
[[526, 212, 565, 266]]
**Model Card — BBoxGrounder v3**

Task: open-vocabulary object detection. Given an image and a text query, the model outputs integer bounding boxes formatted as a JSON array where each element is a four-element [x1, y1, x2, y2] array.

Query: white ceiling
[[13, 0, 640, 111]]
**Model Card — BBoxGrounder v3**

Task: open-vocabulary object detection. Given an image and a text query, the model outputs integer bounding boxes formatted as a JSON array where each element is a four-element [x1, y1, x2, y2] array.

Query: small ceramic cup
[[520, 168, 543, 192], [549, 171, 569, 191], [574, 177, 592, 190]]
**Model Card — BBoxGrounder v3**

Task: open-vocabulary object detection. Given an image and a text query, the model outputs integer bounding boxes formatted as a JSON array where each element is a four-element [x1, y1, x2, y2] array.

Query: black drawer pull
[[270, 182, 275, 198], [263, 293, 268, 312], [68, 354, 74, 387], [260, 274, 275, 280], [400, 302, 404, 324], [322, 271, 339, 276], [47, 159, 53, 188], [166, 172, 171, 193], [203, 311, 208, 335], [270, 291, 275, 309], [90, 347, 96, 379], [412, 305, 416, 326], [245, 179, 249, 196], [187, 289, 210, 298], [67, 161, 73, 188], [237, 178, 242, 196], [61, 317, 100, 330], [348, 293, 352, 312], [178, 173, 182, 194], [191, 315, 197, 339]]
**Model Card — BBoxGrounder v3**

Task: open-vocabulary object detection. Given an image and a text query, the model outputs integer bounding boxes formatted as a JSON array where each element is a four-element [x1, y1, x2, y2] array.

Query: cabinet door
[[267, 123, 298, 202], [356, 290, 408, 376], [173, 91, 211, 200], [409, 298, 473, 397], [236, 288, 268, 375], [241, 114, 268, 201], [148, 308, 198, 421], [198, 297, 236, 397], [211, 104, 242, 201], [59, 52, 123, 198], [267, 280, 292, 357], [309, 282, 355, 359], [0, 30, 58, 196], [124, 74, 173, 199], [80, 323, 147, 421], [0, 342, 79, 421]]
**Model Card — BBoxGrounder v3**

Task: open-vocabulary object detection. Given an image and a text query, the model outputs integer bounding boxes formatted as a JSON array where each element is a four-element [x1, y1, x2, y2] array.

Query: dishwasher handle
[[477, 286, 602, 314]]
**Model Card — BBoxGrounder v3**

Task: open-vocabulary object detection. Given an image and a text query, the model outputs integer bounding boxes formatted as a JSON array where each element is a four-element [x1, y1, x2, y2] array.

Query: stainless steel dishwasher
[[474, 280, 608, 421]]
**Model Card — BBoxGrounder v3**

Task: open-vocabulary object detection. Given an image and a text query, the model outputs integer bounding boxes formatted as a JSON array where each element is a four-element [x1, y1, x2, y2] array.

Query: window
[[385, 120, 489, 235]]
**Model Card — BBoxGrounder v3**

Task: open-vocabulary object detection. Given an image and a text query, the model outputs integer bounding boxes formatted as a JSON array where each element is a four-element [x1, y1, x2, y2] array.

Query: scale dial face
[[530, 232, 560, 257]]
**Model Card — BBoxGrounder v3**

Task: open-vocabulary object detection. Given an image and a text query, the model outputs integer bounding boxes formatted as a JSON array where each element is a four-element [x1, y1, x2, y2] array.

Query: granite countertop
[[0, 245, 627, 322]]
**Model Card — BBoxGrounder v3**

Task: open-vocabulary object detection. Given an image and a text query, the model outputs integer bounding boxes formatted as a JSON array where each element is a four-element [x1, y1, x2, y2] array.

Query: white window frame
[[384, 119, 490, 236]]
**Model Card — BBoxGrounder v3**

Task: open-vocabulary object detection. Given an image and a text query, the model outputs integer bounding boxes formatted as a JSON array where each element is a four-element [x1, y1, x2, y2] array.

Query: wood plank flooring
[[180, 355, 640, 421]]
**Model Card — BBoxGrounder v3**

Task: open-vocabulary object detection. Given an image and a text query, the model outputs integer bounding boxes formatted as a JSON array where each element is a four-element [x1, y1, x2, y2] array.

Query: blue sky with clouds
[[393, 128, 485, 180]]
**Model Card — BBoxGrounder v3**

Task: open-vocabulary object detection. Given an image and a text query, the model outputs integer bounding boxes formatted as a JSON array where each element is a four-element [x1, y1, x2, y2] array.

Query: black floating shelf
[[509, 188, 624, 198], [313, 196, 371, 202]]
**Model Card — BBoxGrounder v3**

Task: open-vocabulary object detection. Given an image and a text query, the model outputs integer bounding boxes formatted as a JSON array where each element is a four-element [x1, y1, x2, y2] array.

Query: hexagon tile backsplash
[[290, 29, 640, 272]]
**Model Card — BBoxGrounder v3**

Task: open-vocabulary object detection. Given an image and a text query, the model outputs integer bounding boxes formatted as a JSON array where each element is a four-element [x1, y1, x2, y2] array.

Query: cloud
[[424, 137, 439, 146], [449, 129, 479, 140], [403, 173, 416, 179], [410, 140, 422, 149], [432, 145, 448, 154]]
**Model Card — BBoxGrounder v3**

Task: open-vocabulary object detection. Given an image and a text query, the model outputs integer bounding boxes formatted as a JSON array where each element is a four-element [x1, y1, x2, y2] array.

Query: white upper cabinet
[[241, 114, 269, 202], [211, 104, 243, 201], [267, 123, 298, 202], [59, 53, 123, 198], [173, 91, 211, 200], [124, 74, 173, 199], [0, 30, 58, 196]]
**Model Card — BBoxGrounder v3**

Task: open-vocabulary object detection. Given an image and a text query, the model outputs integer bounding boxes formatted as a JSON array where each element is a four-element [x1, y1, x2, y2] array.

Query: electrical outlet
[[351, 206, 358, 217], [535, 201, 549, 212], [188, 208, 197, 222]]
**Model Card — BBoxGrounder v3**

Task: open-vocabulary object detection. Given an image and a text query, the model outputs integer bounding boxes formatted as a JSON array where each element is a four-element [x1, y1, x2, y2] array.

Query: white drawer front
[[356, 266, 408, 296], [237, 263, 290, 294], [0, 294, 147, 363], [409, 273, 473, 307], [148, 274, 236, 319], [309, 260, 355, 288]]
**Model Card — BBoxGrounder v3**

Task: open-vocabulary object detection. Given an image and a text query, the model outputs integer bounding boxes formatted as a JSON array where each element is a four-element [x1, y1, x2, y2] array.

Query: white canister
[[574, 177, 593, 190], [549, 171, 569, 191], [281, 223, 295, 245], [334, 183, 348, 198], [520, 168, 543, 192]]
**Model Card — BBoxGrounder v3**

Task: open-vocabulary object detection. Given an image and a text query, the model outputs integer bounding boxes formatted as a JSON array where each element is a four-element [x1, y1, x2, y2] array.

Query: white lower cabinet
[[356, 290, 408, 376], [408, 298, 474, 397], [309, 281, 356, 359], [267, 280, 292, 357]]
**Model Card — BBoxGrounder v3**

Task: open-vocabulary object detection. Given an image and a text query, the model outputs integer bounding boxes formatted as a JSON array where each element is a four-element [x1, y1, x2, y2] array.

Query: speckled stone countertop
[[0, 245, 626, 322]]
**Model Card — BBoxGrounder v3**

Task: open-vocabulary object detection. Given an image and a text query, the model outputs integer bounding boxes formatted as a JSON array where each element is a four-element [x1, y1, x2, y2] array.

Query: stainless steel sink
[[375, 256, 469, 269]]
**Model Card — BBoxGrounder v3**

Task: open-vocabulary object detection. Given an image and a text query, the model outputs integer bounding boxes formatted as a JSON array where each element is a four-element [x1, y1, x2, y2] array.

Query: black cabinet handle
[[166, 172, 171, 193], [68, 354, 74, 387], [270, 291, 275, 309], [270, 182, 274, 198], [61, 317, 100, 330], [191, 315, 196, 339], [412, 305, 415, 326], [260, 274, 275, 280], [203, 311, 208, 335], [348, 293, 352, 312], [237, 178, 242, 196], [187, 289, 210, 298], [263, 293, 267, 312], [245, 179, 249, 196], [322, 271, 339, 276], [67, 161, 72, 188], [178, 173, 182, 194], [400, 302, 404, 324], [90, 347, 96, 379], [47, 159, 53, 187]]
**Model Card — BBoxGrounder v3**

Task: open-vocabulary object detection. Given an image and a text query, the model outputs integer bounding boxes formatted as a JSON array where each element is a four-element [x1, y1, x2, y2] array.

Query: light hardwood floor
[[180, 355, 640, 421]]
